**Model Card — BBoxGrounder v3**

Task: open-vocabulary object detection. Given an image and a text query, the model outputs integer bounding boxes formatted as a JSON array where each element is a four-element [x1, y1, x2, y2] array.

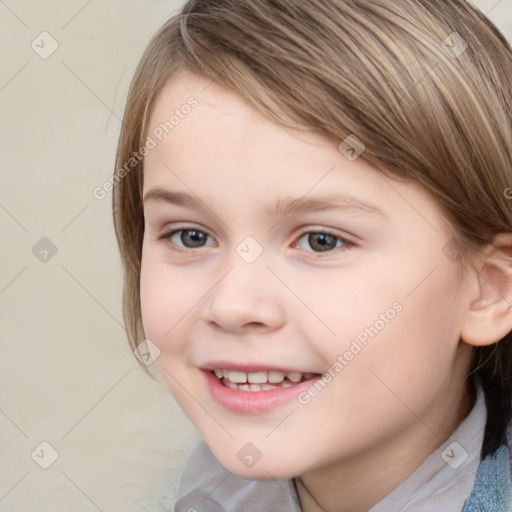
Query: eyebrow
[[143, 187, 386, 218], [269, 193, 386, 218], [143, 188, 202, 209]]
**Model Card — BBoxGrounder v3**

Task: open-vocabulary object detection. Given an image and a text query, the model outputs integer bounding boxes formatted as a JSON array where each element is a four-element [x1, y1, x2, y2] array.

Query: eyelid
[[158, 222, 213, 237], [294, 227, 355, 245]]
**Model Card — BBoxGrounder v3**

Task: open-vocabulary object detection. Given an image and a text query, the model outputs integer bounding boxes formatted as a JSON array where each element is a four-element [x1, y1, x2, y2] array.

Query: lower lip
[[203, 370, 321, 414]]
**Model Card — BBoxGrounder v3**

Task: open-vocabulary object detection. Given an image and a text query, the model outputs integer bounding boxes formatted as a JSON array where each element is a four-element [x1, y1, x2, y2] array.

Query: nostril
[[242, 321, 267, 329], [208, 319, 267, 333]]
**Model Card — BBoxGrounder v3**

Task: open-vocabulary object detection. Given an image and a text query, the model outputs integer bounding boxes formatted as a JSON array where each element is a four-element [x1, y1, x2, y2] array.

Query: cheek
[[294, 253, 462, 408], [139, 251, 195, 346], [288, 261, 403, 349], [139, 251, 200, 403], [139, 247, 221, 366], [140, 255, 170, 341], [358, 277, 459, 410]]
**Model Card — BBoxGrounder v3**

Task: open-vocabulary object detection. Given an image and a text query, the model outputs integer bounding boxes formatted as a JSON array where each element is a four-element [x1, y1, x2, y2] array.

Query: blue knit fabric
[[462, 444, 512, 512]]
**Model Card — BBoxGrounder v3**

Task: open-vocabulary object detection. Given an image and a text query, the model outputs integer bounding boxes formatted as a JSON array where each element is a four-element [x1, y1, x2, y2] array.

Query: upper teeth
[[213, 369, 306, 384]]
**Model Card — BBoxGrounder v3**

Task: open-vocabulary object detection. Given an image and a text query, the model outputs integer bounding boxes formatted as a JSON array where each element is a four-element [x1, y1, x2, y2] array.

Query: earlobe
[[460, 233, 512, 347]]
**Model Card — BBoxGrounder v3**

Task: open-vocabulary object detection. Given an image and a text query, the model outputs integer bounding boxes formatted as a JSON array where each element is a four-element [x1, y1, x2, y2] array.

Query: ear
[[461, 232, 512, 347]]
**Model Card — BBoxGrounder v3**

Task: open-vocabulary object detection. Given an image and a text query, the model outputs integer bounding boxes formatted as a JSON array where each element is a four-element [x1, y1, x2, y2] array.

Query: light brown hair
[[112, 0, 512, 434]]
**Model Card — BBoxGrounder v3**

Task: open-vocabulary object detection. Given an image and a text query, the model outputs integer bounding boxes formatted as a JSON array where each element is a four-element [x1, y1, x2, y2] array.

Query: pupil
[[182, 230, 206, 247], [309, 233, 336, 252]]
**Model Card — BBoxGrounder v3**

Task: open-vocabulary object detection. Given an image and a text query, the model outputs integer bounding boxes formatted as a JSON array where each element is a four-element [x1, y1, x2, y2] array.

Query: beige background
[[1, 1, 511, 511]]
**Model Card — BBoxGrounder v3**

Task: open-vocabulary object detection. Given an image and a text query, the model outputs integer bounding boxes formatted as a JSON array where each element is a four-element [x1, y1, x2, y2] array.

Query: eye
[[296, 231, 349, 253], [166, 229, 216, 249]]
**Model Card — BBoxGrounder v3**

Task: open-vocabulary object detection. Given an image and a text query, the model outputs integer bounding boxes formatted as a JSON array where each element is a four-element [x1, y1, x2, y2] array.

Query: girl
[[112, 1, 512, 510]]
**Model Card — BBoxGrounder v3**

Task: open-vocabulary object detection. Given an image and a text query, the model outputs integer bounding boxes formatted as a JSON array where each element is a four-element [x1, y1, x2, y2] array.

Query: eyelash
[[159, 227, 354, 254]]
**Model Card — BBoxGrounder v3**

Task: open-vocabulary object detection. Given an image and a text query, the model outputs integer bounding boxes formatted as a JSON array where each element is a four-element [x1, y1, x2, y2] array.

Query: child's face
[[140, 71, 474, 479]]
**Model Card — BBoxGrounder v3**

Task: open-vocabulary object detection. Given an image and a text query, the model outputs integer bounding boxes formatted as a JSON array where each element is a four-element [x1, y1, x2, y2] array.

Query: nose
[[202, 263, 286, 334]]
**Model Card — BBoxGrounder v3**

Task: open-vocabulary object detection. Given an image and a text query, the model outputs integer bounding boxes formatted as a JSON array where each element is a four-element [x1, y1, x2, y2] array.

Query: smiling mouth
[[211, 369, 318, 392]]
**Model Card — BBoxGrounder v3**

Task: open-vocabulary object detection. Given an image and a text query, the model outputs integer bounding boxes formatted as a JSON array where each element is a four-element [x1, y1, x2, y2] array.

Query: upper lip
[[200, 360, 320, 374]]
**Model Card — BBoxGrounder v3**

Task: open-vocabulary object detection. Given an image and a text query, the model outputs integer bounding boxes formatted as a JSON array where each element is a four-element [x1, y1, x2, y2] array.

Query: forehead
[[143, 71, 447, 236], [145, 71, 373, 192], [146, 70, 330, 164]]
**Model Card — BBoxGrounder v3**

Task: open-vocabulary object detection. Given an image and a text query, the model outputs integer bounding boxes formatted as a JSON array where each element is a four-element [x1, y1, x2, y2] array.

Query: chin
[[210, 446, 302, 481]]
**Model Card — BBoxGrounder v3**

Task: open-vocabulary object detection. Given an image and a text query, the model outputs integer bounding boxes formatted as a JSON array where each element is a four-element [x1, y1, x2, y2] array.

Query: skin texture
[[139, 71, 487, 512]]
